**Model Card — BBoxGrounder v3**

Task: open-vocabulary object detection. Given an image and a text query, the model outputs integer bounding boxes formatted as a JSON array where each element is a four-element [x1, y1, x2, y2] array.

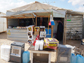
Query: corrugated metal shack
[[0, 12, 7, 33], [2, 1, 84, 44]]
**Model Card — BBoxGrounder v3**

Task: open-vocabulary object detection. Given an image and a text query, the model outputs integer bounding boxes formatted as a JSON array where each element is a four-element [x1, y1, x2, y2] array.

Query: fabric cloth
[[57, 22, 63, 40]]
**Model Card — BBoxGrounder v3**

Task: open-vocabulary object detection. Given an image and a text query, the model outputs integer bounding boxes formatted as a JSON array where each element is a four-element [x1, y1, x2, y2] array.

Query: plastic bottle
[[39, 40, 44, 50], [35, 40, 40, 50], [71, 53, 76, 63], [76, 54, 84, 63], [22, 51, 30, 63]]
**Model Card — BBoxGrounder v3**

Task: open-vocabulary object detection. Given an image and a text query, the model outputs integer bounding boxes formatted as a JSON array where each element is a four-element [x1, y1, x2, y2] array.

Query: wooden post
[[51, 12, 53, 38], [36, 17, 37, 26], [51, 25, 53, 38], [48, 16, 50, 34], [63, 14, 67, 45], [6, 18, 8, 28], [18, 19, 19, 26]]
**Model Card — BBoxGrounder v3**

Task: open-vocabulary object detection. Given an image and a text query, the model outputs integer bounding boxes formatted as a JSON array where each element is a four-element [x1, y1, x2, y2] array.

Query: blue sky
[[0, 0, 84, 13]]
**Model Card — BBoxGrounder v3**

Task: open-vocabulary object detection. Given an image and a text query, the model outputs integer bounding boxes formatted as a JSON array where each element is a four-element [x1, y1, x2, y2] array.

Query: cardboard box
[[44, 38, 59, 47]]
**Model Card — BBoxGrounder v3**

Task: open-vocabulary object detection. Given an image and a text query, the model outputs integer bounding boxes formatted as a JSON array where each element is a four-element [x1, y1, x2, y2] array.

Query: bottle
[[71, 53, 76, 63], [39, 40, 44, 50], [22, 51, 30, 63], [76, 54, 84, 63]]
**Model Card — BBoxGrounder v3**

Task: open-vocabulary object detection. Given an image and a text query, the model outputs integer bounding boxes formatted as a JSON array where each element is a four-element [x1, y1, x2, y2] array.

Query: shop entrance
[[53, 18, 64, 44]]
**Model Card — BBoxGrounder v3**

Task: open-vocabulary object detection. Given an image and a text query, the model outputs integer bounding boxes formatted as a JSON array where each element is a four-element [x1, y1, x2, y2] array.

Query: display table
[[28, 45, 58, 63]]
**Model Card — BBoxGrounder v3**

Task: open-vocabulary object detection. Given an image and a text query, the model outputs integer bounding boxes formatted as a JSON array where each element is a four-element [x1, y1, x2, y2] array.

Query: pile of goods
[[26, 25, 59, 51], [44, 38, 59, 49]]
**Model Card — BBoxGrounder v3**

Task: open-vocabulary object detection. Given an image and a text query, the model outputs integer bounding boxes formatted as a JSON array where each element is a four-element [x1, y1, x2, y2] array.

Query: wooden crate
[[31, 51, 51, 63]]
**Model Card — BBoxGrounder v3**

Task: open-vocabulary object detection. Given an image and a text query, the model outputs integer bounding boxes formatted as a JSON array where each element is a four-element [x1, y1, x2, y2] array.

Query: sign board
[[67, 20, 71, 21]]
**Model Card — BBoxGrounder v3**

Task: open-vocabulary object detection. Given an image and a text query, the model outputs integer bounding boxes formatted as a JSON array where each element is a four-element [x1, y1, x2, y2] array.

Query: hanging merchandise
[[49, 15, 55, 25], [27, 25, 34, 44], [27, 31, 33, 44], [49, 21, 51, 25], [28, 31, 33, 40], [40, 26, 45, 31], [51, 21, 55, 25], [40, 26, 46, 38], [34, 26, 40, 36], [27, 25, 34, 32], [40, 31, 46, 38]]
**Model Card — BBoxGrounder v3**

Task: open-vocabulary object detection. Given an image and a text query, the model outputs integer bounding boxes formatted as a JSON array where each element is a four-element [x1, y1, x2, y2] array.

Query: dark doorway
[[53, 18, 64, 44]]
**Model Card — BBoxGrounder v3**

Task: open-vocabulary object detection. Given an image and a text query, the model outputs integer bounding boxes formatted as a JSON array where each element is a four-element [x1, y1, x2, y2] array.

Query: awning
[[1, 12, 53, 19], [1, 13, 35, 19], [34, 12, 52, 17]]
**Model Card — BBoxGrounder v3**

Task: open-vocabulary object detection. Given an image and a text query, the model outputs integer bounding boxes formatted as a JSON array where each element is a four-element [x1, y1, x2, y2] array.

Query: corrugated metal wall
[[0, 13, 7, 33], [66, 14, 83, 39], [7, 29, 28, 42]]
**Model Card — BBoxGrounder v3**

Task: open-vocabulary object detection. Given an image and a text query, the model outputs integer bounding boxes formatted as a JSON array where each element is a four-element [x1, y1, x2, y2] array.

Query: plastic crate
[[57, 46, 71, 63]]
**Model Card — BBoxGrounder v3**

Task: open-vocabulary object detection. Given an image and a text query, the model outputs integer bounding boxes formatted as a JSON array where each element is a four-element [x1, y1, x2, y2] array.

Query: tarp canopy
[[7, 1, 65, 12], [2, 1, 83, 19], [1, 13, 35, 19], [4, 1, 67, 18]]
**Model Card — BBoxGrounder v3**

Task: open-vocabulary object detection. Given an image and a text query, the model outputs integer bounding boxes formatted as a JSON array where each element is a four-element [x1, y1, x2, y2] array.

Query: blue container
[[76, 54, 84, 63], [45, 29, 51, 38], [22, 51, 30, 63], [45, 29, 51, 34], [71, 53, 76, 63], [46, 35, 51, 38], [51, 21, 55, 25]]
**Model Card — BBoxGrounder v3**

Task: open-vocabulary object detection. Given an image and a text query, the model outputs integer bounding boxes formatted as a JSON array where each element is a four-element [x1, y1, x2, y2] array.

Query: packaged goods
[[44, 38, 59, 49], [44, 38, 59, 47], [34, 26, 40, 35], [40, 31, 46, 38]]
